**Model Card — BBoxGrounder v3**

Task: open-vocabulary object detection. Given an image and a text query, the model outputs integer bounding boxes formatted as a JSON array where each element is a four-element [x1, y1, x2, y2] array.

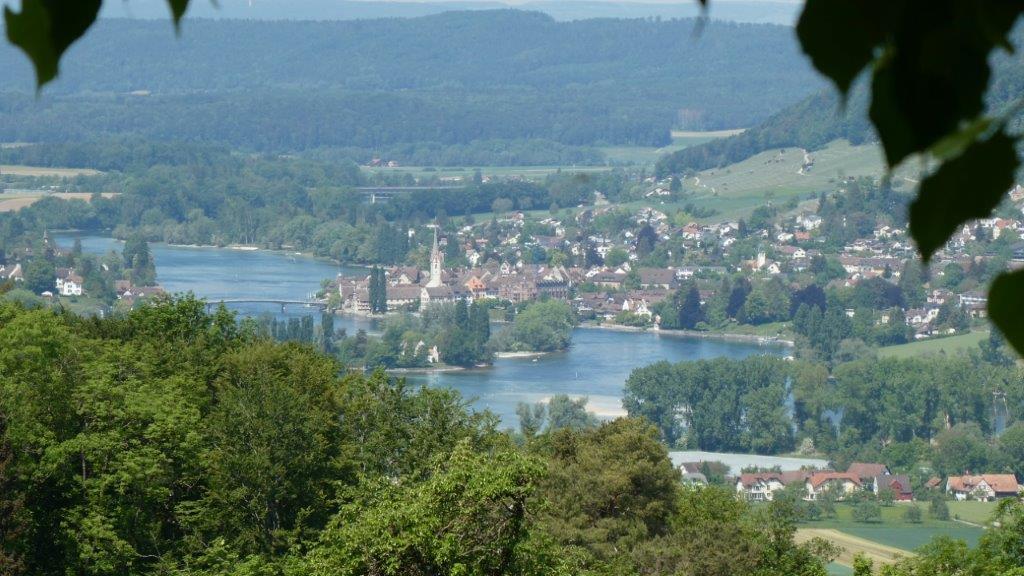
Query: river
[[58, 234, 782, 428]]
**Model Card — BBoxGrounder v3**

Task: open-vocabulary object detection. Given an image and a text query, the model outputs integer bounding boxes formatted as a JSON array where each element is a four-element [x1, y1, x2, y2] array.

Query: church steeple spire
[[427, 226, 444, 288]]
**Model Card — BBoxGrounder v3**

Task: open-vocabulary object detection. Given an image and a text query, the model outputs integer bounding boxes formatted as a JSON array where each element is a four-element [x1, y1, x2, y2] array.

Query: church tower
[[427, 227, 444, 288]]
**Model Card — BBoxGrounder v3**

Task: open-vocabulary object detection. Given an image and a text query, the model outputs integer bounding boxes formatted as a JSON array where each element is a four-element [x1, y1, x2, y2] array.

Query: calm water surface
[[59, 234, 781, 427]]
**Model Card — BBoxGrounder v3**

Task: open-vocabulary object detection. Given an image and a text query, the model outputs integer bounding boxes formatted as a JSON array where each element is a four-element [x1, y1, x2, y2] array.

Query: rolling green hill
[[656, 86, 873, 177], [657, 26, 1024, 177], [653, 140, 912, 222]]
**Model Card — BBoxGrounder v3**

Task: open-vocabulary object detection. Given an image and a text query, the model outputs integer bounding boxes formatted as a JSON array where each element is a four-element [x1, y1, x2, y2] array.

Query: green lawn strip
[[878, 331, 989, 358], [833, 524, 983, 551]]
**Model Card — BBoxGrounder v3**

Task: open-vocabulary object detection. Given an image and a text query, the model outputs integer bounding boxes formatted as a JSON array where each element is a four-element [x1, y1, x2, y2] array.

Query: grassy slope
[[878, 331, 989, 359], [623, 139, 915, 222], [681, 140, 895, 221]]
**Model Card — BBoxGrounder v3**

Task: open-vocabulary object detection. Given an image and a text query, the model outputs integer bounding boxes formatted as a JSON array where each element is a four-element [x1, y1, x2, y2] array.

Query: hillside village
[[329, 179, 1024, 350]]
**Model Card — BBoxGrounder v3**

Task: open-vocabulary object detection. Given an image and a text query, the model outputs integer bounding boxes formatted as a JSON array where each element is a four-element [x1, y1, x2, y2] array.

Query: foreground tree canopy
[[0, 295, 838, 575]]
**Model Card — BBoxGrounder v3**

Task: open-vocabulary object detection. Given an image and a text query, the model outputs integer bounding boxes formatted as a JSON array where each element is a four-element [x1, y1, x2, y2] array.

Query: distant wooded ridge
[[98, 0, 802, 25], [0, 11, 820, 152], [657, 25, 1024, 176]]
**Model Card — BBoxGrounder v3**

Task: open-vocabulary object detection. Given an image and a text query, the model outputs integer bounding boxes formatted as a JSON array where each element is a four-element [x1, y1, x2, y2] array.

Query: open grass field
[[878, 330, 989, 358], [797, 528, 911, 568], [1, 164, 102, 177], [0, 192, 117, 213], [948, 500, 998, 526], [798, 502, 984, 565], [830, 523, 983, 551]]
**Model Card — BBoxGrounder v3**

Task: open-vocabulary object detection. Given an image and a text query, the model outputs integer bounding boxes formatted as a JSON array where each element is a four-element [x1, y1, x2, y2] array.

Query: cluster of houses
[[0, 263, 23, 283], [731, 463, 910, 502], [45, 267, 165, 304], [334, 229, 577, 313], [720, 461, 1021, 502], [332, 228, 708, 322], [331, 196, 1014, 333]]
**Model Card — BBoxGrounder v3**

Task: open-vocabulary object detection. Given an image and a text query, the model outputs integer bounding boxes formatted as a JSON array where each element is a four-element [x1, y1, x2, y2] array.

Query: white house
[[55, 271, 84, 296], [805, 472, 861, 501], [736, 473, 785, 502]]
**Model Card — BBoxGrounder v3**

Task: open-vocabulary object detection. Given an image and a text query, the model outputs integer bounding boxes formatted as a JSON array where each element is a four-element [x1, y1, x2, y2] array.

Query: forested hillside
[[0, 12, 820, 151], [655, 86, 873, 176], [656, 26, 1024, 176]]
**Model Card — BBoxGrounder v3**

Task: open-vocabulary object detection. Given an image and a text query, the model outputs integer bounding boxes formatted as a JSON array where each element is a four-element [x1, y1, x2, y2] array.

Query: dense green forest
[[0, 13, 820, 151], [624, 350, 1024, 479], [656, 26, 1024, 176], [0, 296, 838, 576]]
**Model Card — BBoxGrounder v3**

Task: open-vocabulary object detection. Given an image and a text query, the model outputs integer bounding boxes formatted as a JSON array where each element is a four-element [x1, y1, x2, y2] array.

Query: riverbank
[[387, 366, 467, 374], [578, 322, 794, 347], [495, 351, 548, 359]]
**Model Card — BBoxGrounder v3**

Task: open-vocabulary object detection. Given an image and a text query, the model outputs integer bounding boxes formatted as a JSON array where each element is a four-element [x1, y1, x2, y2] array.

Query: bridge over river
[[205, 298, 328, 310]]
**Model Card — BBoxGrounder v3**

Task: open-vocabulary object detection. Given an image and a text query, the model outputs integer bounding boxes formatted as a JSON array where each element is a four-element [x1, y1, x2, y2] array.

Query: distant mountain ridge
[[100, 0, 802, 25], [0, 11, 821, 152]]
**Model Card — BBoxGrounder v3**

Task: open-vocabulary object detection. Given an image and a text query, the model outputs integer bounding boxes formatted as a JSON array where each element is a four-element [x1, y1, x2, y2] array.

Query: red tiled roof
[[808, 472, 861, 489], [779, 470, 814, 486], [947, 474, 1019, 494], [847, 462, 889, 479], [738, 473, 782, 488]]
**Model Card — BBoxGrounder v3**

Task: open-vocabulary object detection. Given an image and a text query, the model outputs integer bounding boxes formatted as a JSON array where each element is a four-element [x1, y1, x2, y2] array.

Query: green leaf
[[928, 117, 993, 161], [908, 129, 1020, 262], [166, 0, 191, 28], [988, 269, 1024, 357], [4, 0, 102, 88], [796, 0, 883, 95], [867, 3, 998, 167]]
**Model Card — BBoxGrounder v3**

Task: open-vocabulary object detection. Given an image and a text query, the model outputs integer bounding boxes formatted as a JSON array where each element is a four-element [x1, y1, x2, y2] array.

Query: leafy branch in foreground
[[3, 0, 191, 88], [797, 0, 1024, 355]]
